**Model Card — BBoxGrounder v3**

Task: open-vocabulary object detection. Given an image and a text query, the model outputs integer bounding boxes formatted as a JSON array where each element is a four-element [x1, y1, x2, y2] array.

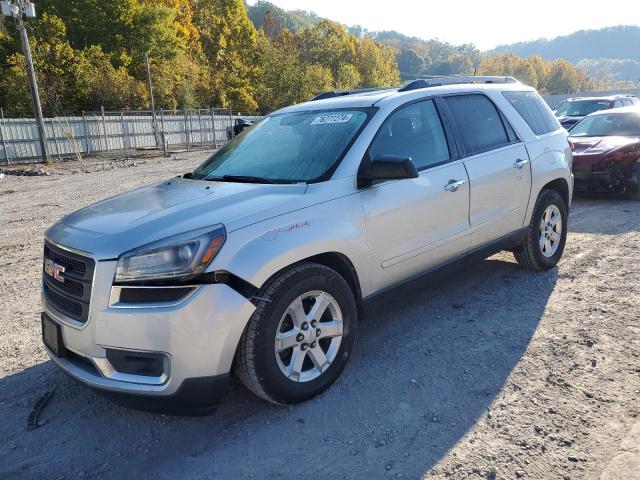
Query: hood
[[46, 177, 308, 259], [570, 136, 640, 165]]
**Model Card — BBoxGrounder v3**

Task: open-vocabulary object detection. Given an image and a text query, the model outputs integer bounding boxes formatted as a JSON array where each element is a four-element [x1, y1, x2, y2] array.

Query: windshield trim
[[190, 106, 378, 185]]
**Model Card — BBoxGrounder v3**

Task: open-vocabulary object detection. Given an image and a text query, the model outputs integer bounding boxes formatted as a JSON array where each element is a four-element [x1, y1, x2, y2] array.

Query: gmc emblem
[[44, 258, 65, 283]]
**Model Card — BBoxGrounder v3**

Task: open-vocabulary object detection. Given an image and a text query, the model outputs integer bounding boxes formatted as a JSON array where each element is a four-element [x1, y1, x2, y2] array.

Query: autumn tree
[[353, 35, 400, 87], [192, 0, 259, 112], [477, 53, 593, 95]]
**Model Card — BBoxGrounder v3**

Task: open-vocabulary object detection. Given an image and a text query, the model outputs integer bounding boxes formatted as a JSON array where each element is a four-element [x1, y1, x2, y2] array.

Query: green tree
[[74, 45, 147, 110], [254, 28, 302, 113], [301, 64, 334, 99], [26, 13, 80, 114], [545, 59, 593, 94], [296, 21, 356, 79], [396, 47, 424, 79], [130, 3, 186, 59], [353, 36, 400, 87], [192, 0, 258, 111], [37, 0, 138, 54], [335, 63, 361, 90]]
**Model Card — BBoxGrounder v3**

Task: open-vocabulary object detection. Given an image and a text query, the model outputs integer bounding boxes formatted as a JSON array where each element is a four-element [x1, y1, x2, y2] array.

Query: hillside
[[491, 26, 640, 82], [247, 0, 322, 32], [491, 26, 640, 63], [246, 3, 481, 80]]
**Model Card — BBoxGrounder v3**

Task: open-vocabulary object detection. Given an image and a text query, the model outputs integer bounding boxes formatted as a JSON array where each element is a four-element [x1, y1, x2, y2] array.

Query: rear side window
[[445, 94, 510, 155], [502, 91, 560, 136], [369, 99, 450, 170]]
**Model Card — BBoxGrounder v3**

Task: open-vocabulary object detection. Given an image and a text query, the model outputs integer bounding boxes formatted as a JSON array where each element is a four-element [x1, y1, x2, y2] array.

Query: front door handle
[[444, 179, 467, 192], [514, 158, 530, 169]]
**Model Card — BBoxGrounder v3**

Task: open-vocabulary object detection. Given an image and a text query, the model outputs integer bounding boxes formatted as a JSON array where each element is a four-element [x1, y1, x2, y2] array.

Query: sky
[[247, 0, 640, 50]]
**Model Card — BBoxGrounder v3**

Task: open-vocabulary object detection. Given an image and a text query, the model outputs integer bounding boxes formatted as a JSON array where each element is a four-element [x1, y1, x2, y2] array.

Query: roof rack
[[310, 87, 397, 101], [398, 76, 519, 92]]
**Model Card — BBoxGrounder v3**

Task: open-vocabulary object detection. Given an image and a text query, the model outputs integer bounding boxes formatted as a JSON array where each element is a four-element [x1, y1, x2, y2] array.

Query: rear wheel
[[514, 189, 568, 271], [235, 263, 357, 405]]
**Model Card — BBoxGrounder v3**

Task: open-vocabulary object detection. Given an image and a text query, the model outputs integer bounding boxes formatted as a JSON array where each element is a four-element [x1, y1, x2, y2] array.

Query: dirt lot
[[0, 153, 638, 480]]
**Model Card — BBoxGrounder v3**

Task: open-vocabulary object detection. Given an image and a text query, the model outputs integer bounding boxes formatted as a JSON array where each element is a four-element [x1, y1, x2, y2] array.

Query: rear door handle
[[444, 179, 467, 192], [514, 158, 529, 169]]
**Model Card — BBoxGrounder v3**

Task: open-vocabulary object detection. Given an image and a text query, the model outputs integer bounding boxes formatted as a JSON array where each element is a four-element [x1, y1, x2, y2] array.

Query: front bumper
[[573, 162, 633, 193], [43, 257, 256, 408], [574, 169, 616, 181]]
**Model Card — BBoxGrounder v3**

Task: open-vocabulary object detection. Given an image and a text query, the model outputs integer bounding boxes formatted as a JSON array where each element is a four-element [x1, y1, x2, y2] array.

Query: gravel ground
[[0, 153, 638, 480]]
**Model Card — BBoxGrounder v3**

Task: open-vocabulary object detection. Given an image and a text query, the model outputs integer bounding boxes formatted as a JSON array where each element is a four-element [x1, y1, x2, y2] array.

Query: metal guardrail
[[0, 108, 263, 164]]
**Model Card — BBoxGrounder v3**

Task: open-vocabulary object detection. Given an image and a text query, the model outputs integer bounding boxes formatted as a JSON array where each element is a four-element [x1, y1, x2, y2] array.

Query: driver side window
[[370, 99, 450, 170]]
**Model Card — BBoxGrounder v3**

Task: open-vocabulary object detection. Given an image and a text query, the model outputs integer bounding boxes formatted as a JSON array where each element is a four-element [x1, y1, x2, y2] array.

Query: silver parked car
[[42, 76, 573, 410]]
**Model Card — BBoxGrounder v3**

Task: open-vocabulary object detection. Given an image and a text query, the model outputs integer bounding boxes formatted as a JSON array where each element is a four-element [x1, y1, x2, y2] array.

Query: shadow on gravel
[[0, 256, 556, 480]]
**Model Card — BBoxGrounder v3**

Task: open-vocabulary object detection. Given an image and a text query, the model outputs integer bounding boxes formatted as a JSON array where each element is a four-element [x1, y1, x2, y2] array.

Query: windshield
[[555, 100, 612, 117], [570, 113, 640, 137], [192, 109, 372, 183]]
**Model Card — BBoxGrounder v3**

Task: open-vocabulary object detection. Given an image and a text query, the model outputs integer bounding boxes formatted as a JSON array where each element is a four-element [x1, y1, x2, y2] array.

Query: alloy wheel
[[274, 290, 343, 383], [538, 204, 562, 258]]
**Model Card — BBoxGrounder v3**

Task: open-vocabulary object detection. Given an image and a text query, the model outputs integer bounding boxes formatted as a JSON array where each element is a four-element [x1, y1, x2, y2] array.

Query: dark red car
[[569, 107, 640, 198]]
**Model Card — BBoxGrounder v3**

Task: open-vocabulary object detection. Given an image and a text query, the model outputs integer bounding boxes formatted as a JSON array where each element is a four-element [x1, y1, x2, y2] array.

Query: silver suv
[[41, 76, 573, 410]]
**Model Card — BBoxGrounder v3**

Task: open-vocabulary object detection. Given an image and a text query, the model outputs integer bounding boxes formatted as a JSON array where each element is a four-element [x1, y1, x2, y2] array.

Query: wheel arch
[[258, 251, 364, 322], [542, 177, 570, 208]]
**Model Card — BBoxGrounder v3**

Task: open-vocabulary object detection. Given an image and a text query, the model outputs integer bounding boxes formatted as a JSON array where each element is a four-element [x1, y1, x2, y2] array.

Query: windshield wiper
[[203, 175, 277, 184], [222, 175, 277, 184]]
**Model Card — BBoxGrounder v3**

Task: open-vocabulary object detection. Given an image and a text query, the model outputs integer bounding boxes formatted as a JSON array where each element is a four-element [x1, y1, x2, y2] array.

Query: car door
[[443, 93, 532, 249], [359, 98, 471, 292]]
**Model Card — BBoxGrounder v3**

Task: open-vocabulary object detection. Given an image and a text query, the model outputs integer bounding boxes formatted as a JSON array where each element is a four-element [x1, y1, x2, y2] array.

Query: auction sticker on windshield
[[311, 114, 353, 125]]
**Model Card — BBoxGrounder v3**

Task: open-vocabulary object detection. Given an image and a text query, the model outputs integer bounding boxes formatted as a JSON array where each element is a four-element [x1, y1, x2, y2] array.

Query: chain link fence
[[0, 108, 263, 164]]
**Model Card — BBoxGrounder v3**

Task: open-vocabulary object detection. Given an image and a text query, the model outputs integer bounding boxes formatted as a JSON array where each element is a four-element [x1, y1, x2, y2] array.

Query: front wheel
[[514, 188, 568, 271], [235, 263, 357, 405]]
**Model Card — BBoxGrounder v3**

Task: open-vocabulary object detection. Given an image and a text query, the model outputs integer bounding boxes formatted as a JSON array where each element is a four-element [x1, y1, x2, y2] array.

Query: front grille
[[43, 283, 84, 317], [43, 241, 95, 323], [44, 247, 87, 275], [52, 275, 85, 298]]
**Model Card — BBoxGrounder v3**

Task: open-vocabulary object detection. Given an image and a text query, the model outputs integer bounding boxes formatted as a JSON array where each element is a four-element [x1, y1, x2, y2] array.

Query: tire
[[513, 188, 568, 271], [235, 262, 357, 405]]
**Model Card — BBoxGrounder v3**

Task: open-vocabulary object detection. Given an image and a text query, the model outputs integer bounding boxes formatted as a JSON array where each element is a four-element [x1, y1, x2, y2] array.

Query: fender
[[524, 132, 573, 225], [208, 192, 374, 298]]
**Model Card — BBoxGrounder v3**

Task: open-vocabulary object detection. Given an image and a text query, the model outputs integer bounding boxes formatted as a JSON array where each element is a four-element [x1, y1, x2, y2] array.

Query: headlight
[[114, 225, 226, 284]]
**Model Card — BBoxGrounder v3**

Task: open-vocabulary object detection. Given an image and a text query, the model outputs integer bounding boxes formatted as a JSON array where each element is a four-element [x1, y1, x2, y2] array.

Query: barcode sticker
[[311, 114, 353, 125]]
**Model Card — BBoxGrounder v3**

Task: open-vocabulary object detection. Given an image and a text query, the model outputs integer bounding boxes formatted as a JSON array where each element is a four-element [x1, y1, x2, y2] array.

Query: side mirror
[[358, 155, 419, 187]]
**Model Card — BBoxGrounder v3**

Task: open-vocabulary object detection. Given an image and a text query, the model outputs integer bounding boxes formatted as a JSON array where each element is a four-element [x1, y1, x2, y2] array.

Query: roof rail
[[310, 87, 396, 101], [398, 76, 519, 92]]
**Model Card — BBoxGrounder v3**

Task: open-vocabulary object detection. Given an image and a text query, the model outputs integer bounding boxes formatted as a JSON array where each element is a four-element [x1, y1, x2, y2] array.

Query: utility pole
[[144, 52, 159, 147], [1, 0, 49, 161]]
